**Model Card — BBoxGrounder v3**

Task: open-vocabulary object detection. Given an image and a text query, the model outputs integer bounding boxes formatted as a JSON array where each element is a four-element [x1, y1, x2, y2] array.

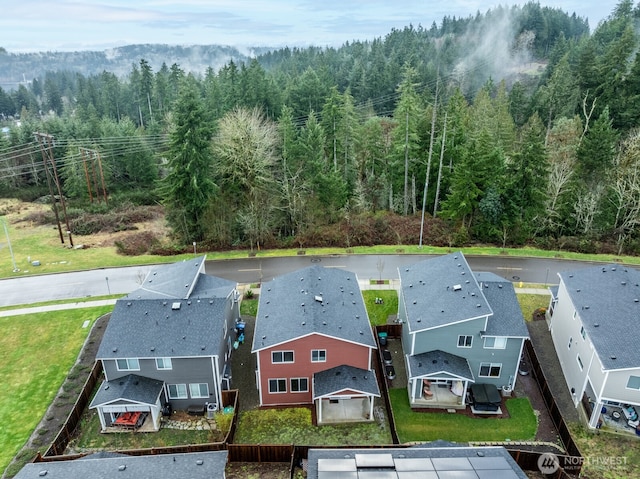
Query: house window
[[626, 376, 640, 390], [311, 349, 326, 362], [116, 358, 140, 371], [568, 337, 573, 349], [268, 378, 287, 393], [168, 384, 187, 399], [155, 357, 172, 370], [479, 362, 502, 378], [272, 351, 294, 364], [484, 337, 507, 349], [189, 383, 209, 398], [580, 326, 586, 340], [290, 377, 309, 393], [457, 335, 473, 348], [577, 355, 584, 371]]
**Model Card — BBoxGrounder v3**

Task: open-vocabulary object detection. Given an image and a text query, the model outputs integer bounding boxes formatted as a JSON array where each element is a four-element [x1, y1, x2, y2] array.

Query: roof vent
[[185, 284, 189, 287], [432, 359, 438, 364], [498, 284, 502, 288], [409, 284, 413, 288], [594, 323, 599, 327], [118, 465, 126, 471], [584, 305, 590, 309], [416, 318, 421, 322], [315, 295, 323, 302], [150, 347, 155, 351], [611, 355, 617, 360], [636, 299, 639, 303], [196, 459, 204, 466], [622, 281, 627, 286], [126, 302, 131, 307], [476, 304, 481, 308], [112, 347, 117, 353], [39, 471, 47, 477], [172, 302, 181, 310], [413, 300, 417, 304], [302, 321, 306, 326], [453, 284, 462, 291]]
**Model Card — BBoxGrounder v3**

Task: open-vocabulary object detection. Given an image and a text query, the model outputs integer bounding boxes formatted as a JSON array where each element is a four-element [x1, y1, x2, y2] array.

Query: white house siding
[[549, 280, 590, 405], [604, 369, 640, 404]]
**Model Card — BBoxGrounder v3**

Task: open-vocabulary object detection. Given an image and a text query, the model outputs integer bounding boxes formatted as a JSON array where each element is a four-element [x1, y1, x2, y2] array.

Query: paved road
[[0, 253, 607, 308]]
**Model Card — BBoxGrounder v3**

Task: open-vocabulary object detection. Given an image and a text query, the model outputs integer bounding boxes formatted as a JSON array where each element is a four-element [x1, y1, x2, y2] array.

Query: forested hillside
[[1, 1, 639, 256]]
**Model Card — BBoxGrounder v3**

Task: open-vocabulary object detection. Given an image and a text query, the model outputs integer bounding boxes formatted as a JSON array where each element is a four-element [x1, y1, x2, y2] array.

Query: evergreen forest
[[1, 1, 639, 256]]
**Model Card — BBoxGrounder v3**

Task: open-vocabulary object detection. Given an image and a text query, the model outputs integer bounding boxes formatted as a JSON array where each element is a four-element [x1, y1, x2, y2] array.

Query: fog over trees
[[1, 1, 640, 255]]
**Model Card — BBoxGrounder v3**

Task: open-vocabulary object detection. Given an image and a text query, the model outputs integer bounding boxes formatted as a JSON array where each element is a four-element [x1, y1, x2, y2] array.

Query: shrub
[[115, 231, 160, 256]]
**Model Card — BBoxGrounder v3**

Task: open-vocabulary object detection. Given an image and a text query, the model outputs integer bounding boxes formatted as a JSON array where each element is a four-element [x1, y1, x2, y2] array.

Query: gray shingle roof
[[406, 350, 475, 381], [97, 298, 226, 359], [126, 256, 206, 300], [13, 451, 228, 479], [559, 264, 640, 370], [89, 374, 164, 409], [400, 252, 492, 332], [307, 446, 528, 479], [475, 272, 529, 338], [190, 273, 236, 299], [313, 365, 380, 399], [252, 265, 376, 352]]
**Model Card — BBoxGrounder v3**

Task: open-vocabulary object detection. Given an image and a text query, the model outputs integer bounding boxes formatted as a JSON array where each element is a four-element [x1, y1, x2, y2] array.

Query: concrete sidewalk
[[0, 299, 117, 317]]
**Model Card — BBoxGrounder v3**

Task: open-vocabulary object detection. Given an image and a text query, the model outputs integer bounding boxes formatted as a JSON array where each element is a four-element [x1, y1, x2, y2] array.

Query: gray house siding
[[103, 357, 218, 410], [406, 317, 523, 388]]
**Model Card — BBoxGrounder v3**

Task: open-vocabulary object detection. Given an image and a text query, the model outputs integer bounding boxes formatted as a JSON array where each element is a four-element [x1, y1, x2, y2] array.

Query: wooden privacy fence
[[45, 361, 103, 457], [524, 340, 583, 474]]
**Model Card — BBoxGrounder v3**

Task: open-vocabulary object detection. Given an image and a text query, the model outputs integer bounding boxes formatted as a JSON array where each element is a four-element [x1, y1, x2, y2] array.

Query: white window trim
[[168, 383, 187, 399], [479, 362, 502, 378], [272, 350, 294, 364], [457, 335, 473, 348], [626, 375, 640, 391], [290, 377, 309, 393], [116, 358, 140, 371], [268, 378, 287, 394], [311, 349, 327, 363], [189, 383, 210, 398], [483, 336, 507, 349], [155, 357, 172, 370]]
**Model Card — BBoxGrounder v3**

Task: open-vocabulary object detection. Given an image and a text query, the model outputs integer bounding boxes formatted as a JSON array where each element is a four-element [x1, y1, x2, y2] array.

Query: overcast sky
[[1, 1, 614, 53]]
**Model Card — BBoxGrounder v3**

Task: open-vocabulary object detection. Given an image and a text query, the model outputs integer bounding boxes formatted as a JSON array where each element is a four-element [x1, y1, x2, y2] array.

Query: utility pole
[[1, 217, 19, 272], [79, 147, 108, 205], [79, 147, 94, 202], [34, 132, 65, 244], [34, 132, 73, 247]]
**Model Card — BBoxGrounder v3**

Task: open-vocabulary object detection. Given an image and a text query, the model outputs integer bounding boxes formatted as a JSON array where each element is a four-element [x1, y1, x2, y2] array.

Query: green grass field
[[0, 306, 112, 474], [389, 388, 537, 443]]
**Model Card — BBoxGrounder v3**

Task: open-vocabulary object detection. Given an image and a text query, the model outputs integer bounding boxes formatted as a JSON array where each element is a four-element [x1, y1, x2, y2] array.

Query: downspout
[[511, 338, 526, 390], [212, 355, 222, 408]]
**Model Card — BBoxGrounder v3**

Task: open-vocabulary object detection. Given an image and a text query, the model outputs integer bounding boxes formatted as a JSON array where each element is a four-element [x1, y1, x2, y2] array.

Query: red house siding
[[257, 333, 372, 406]]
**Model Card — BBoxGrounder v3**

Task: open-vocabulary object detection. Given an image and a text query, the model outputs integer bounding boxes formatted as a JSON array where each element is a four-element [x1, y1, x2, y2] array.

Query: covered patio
[[313, 365, 380, 425], [405, 350, 474, 409], [89, 374, 164, 432]]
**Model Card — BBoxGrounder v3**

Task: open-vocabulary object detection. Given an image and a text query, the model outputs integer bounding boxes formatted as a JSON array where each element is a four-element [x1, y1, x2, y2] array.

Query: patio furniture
[[612, 410, 621, 421], [113, 411, 146, 430], [623, 405, 639, 428]]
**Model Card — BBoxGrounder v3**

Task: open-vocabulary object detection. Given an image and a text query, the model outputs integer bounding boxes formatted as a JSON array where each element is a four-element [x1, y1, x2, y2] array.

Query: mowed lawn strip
[[389, 388, 537, 443], [0, 306, 112, 474], [362, 290, 398, 326]]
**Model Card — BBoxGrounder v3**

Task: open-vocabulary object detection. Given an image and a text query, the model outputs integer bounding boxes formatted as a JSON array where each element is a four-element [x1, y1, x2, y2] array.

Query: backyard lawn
[[0, 306, 112, 475], [234, 407, 392, 445], [67, 409, 232, 452], [389, 388, 537, 443]]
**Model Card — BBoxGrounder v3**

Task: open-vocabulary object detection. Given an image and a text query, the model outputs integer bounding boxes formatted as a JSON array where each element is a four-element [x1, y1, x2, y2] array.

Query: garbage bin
[[378, 332, 387, 346], [206, 402, 218, 419]]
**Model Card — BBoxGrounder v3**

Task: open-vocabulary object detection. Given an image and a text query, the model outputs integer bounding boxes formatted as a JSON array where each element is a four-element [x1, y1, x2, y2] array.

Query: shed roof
[[13, 451, 228, 479]]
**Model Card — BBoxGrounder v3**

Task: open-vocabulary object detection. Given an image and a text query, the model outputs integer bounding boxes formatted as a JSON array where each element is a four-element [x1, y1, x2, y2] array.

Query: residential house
[[14, 451, 228, 479], [90, 257, 239, 431], [548, 264, 640, 430], [251, 265, 379, 423], [306, 444, 528, 479], [398, 252, 529, 409]]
